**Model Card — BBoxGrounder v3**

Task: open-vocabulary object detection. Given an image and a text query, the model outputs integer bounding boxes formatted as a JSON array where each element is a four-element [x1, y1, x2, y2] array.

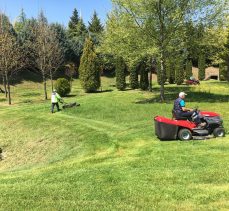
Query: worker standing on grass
[[51, 89, 62, 113]]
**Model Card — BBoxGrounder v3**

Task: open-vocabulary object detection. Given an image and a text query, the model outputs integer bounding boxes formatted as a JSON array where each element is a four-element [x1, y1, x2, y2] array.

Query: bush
[[54, 78, 71, 97]]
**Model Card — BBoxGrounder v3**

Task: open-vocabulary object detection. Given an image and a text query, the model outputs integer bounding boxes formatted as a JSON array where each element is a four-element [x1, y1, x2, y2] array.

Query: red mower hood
[[200, 111, 220, 117]]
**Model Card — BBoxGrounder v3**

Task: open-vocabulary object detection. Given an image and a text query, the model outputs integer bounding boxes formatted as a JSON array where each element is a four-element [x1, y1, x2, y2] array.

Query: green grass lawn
[[0, 78, 229, 210]]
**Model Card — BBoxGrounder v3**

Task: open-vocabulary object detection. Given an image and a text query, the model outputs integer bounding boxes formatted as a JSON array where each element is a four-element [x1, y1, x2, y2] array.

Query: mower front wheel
[[213, 128, 225, 137], [178, 128, 192, 141]]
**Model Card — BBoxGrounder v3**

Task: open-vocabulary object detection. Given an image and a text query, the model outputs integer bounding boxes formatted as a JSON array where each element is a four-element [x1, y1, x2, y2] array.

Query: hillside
[[0, 78, 229, 210]]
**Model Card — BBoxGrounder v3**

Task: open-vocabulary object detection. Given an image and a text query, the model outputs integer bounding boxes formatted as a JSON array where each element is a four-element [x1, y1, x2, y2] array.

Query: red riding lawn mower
[[154, 110, 225, 141]]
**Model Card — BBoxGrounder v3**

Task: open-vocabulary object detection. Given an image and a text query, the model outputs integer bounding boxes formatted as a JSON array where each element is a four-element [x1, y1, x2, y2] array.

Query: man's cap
[[179, 92, 187, 97]]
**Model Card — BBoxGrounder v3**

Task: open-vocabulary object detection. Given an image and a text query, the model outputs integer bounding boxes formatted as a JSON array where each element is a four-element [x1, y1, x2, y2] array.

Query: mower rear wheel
[[178, 128, 192, 141], [213, 128, 225, 137]]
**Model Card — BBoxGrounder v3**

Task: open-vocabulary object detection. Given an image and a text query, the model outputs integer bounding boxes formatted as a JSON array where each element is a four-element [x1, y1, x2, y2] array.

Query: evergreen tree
[[185, 60, 193, 80], [219, 63, 227, 81], [139, 59, 149, 90], [198, 53, 206, 80], [14, 8, 27, 33], [175, 59, 184, 85], [79, 37, 100, 92], [115, 57, 126, 90], [88, 11, 103, 45], [88, 11, 103, 34], [68, 8, 79, 30], [129, 65, 139, 89], [67, 16, 87, 65]]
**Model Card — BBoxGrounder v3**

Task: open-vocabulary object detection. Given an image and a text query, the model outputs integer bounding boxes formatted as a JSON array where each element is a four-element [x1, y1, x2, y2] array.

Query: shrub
[[79, 37, 101, 92], [54, 78, 71, 97], [115, 57, 126, 90], [175, 59, 184, 85]]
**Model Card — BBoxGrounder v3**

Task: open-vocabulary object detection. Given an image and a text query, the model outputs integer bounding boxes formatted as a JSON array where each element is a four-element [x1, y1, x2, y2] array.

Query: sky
[[0, 0, 112, 26]]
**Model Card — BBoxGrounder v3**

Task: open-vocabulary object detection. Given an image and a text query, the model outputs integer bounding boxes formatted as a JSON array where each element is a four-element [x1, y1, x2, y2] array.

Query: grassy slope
[[0, 78, 229, 210]]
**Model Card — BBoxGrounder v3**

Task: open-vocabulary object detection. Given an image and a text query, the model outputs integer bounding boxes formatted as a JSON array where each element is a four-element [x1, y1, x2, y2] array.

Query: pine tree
[[68, 8, 79, 30], [139, 59, 149, 90], [219, 63, 227, 81], [198, 53, 206, 80], [88, 11, 103, 34], [14, 8, 27, 33], [79, 37, 100, 92], [175, 59, 184, 85], [129, 65, 139, 89], [185, 60, 193, 80]]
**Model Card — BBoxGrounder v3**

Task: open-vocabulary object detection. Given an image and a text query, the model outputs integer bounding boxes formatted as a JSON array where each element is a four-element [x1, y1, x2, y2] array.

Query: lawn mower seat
[[172, 110, 189, 120]]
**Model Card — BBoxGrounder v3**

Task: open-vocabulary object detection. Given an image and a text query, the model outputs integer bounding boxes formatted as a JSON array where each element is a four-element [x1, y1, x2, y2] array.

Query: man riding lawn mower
[[154, 92, 225, 141], [51, 89, 80, 113]]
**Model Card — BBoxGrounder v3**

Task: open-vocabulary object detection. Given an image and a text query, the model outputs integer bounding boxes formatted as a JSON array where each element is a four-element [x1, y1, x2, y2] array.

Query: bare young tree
[[33, 13, 64, 99], [47, 29, 64, 91], [0, 32, 22, 104]]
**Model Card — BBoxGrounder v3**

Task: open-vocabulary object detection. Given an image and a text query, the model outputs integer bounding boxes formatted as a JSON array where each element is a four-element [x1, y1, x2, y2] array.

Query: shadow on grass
[[136, 86, 229, 104], [89, 89, 113, 94]]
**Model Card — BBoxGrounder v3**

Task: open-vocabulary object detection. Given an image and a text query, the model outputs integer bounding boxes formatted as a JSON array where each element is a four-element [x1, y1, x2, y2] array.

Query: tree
[[185, 60, 193, 80], [129, 65, 139, 89], [198, 53, 206, 80], [115, 57, 126, 90], [0, 14, 23, 104], [88, 11, 104, 45], [68, 8, 79, 30], [102, 0, 226, 101], [14, 8, 27, 34], [79, 37, 101, 92], [139, 58, 149, 90], [33, 12, 63, 99], [88, 11, 103, 34], [67, 16, 88, 67], [47, 28, 64, 91]]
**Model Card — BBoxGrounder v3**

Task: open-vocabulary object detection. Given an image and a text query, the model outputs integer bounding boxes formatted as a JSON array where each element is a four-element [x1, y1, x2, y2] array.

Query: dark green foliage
[[67, 9, 88, 65], [139, 60, 149, 90], [88, 11, 104, 45], [68, 8, 79, 30], [219, 63, 227, 81], [175, 59, 184, 85], [79, 37, 101, 92], [198, 53, 206, 80], [129, 66, 139, 89], [54, 78, 71, 97], [115, 57, 126, 91], [88, 11, 103, 34], [185, 60, 193, 80]]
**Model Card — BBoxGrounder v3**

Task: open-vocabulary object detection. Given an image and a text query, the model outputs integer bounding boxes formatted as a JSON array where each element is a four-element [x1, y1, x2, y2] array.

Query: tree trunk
[[3, 75, 7, 98], [50, 69, 54, 92], [160, 51, 165, 102], [5, 72, 11, 105], [42, 71, 48, 100]]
